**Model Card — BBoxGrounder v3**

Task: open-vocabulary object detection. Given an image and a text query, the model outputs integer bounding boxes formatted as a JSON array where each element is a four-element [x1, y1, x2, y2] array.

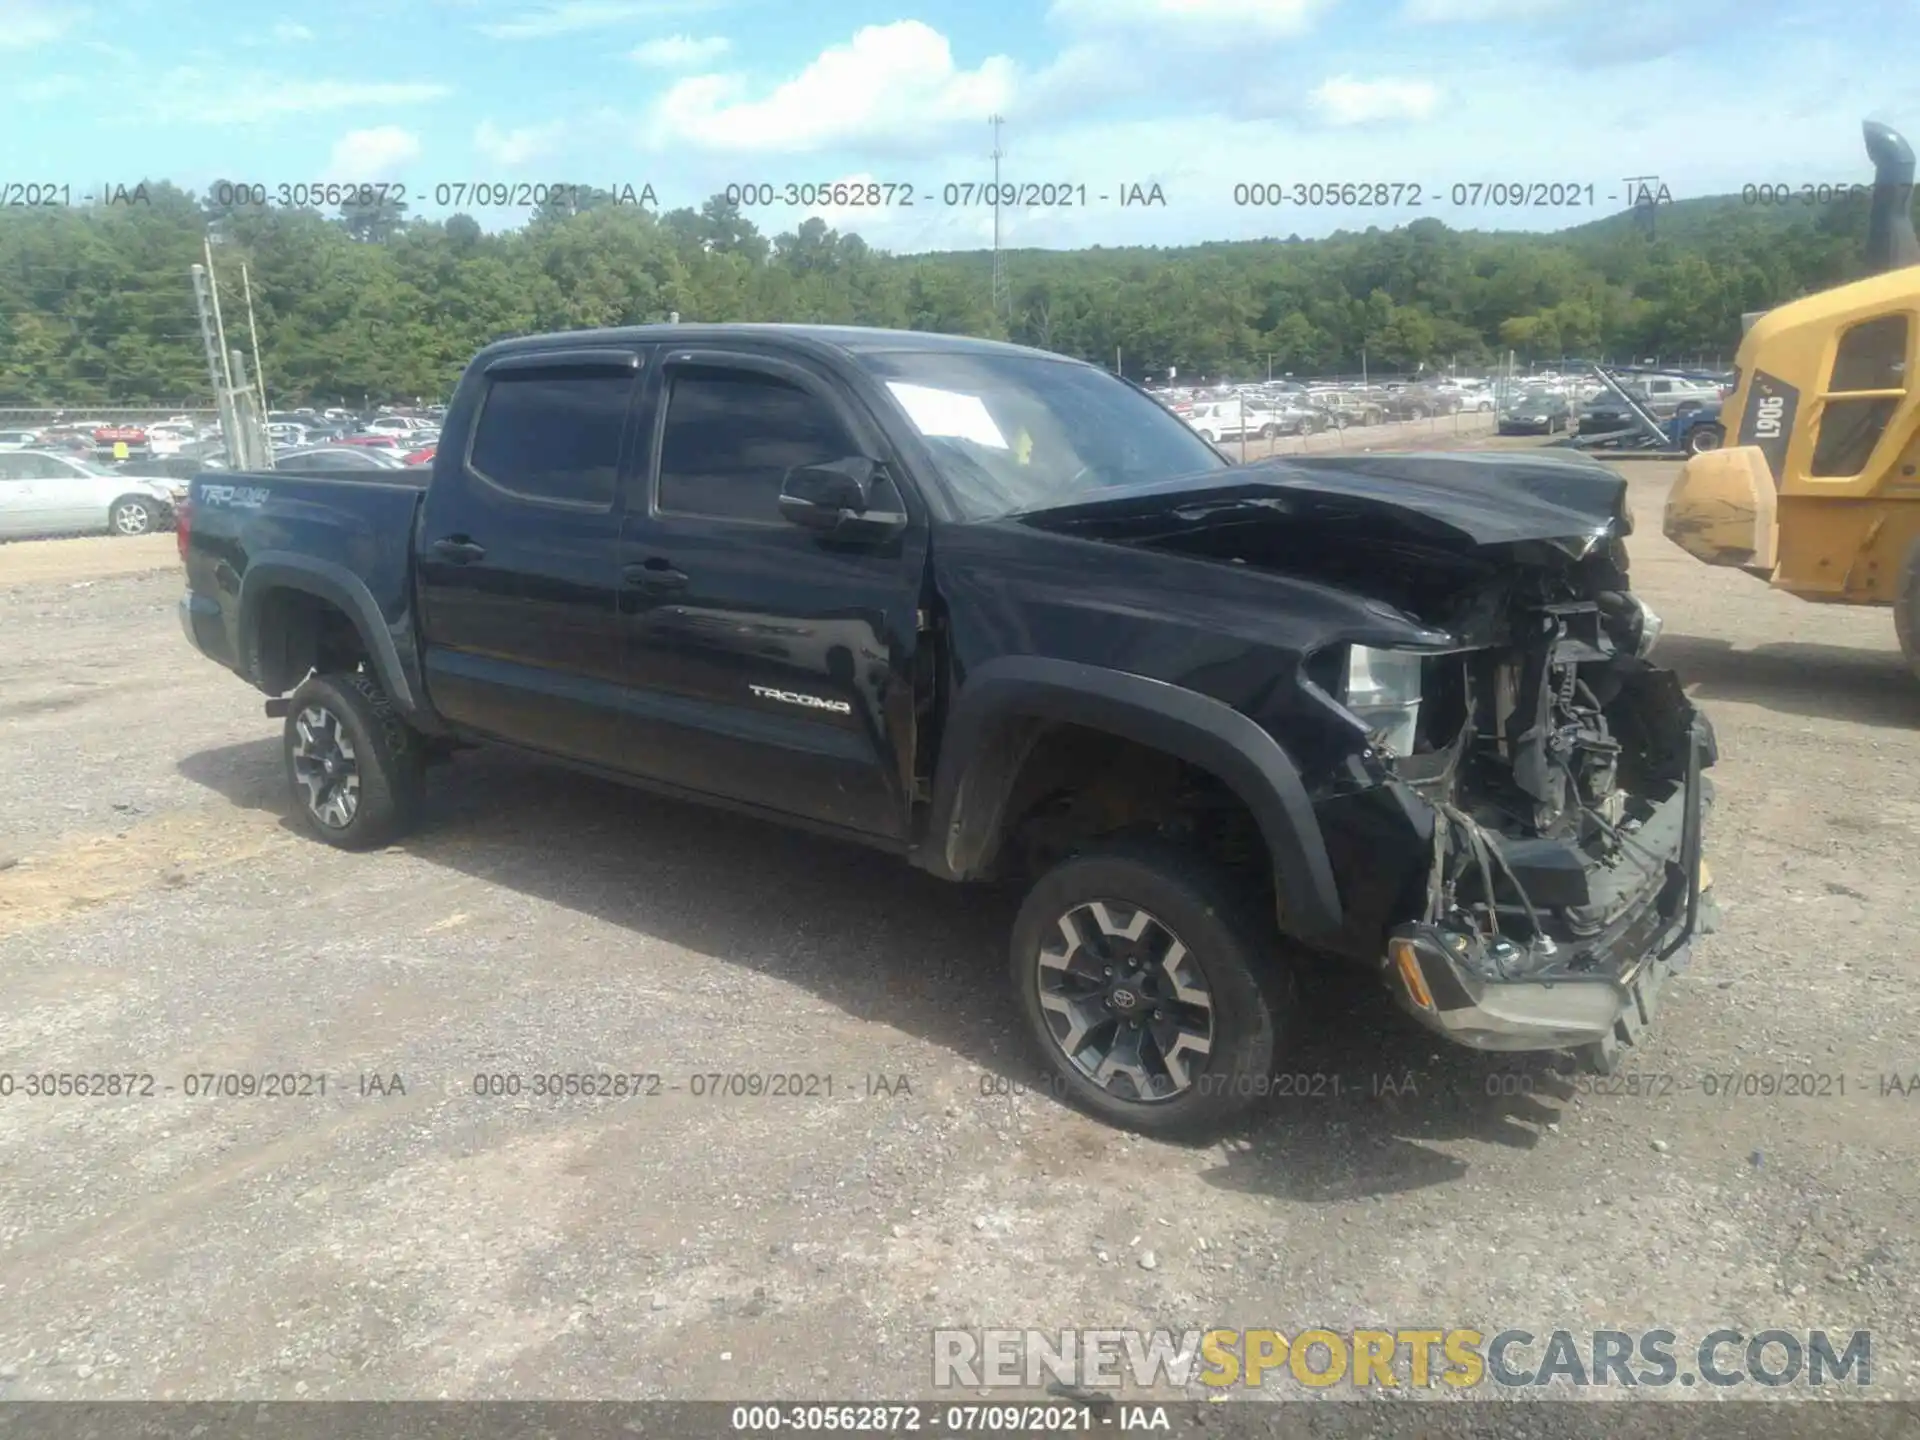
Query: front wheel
[[283, 671, 426, 849], [109, 495, 159, 536], [1009, 841, 1294, 1139], [1687, 424, 1725, 455]]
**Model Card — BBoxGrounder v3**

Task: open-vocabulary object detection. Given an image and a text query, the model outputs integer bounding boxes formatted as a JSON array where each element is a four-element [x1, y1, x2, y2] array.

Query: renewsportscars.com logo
[[932, 1328, 1873, 1391]]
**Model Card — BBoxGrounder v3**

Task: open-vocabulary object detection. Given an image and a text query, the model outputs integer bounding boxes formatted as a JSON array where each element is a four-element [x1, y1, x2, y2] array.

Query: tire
[[1009, 839, 1295, 1139], [1259, 424, 1277, 440], [1895, 538, 1920, 682], [1409, 406, 1428, 421], [283, 670, 426, 849], [1687, 424, 1724, 456], [109, 495, 159, 536]]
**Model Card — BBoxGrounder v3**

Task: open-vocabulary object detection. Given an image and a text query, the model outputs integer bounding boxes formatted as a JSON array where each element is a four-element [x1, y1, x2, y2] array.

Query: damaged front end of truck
[[1269, 455, 1715, 1071], [1038, 452, 1717, 1073]]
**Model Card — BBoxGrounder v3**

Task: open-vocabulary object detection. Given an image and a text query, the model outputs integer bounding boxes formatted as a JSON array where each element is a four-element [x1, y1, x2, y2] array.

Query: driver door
[[616, 348, 929, 843]]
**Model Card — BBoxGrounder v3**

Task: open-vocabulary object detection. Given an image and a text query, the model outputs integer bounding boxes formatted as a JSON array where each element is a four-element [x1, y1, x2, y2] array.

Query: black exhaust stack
[[1862, 120, 1920, 274]]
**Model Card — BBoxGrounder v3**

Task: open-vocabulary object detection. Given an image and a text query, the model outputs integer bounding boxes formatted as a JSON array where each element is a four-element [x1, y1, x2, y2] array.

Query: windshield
[[856, 350, 1227, 520]]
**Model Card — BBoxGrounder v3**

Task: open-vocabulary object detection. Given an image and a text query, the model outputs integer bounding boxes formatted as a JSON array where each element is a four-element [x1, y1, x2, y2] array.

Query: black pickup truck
[[178, 324, 1715, 1138]]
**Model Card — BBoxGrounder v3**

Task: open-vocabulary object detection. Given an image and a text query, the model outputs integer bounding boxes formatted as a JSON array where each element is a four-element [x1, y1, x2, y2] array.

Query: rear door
[[615, 346, 929, 843], [415, 347, 649, 769], [23, 453, 107, 533]]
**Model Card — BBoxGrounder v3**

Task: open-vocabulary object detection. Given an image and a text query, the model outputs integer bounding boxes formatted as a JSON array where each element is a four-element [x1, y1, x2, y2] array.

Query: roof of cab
[[471, 323, 1078, 365]]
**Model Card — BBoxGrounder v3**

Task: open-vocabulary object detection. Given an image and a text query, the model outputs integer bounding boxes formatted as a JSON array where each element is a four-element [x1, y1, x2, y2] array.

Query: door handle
[[432, 537, 487, 563], [623, 560, 688, 592]]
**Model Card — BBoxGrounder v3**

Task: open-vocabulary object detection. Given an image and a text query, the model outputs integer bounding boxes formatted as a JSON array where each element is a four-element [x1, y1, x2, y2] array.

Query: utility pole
[[989, 114, 1009, 322], [189, 264, 238, 451], [194, 232, 271, 469], [203, 236, 234, 393], [241, 264, 267, 419]]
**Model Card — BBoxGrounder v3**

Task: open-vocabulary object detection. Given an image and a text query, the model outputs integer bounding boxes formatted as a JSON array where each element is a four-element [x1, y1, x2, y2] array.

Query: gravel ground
[[1, 449, 1916, 1411]]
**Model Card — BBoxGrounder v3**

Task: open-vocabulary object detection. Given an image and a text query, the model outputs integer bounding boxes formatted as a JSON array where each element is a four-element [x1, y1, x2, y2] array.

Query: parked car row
[[1152, 374, 1511, 444], [0, 448, 186, 539], [0, 403, 450, 540]]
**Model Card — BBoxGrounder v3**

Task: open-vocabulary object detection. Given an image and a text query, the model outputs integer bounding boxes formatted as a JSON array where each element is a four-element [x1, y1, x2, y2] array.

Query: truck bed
[[179, 468, 429, 691]]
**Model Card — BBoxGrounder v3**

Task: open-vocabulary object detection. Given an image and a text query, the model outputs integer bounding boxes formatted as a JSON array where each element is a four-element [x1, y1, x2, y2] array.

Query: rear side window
[[1811, 313, 1910, 477], [656, 369, 854, 523], [468, 370, 633, 507]]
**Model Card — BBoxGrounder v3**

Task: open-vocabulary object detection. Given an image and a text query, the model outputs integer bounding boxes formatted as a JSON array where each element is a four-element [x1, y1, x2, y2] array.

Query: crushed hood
[[1019, 451, 1630, 551]]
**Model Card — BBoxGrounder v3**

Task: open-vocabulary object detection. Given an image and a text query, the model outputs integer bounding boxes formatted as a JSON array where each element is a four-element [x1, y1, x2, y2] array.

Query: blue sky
[[9, 0, 1920, 252]]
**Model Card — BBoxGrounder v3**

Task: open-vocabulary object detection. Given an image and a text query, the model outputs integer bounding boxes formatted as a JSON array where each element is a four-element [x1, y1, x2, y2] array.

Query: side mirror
[[778, 457, 906, 540]]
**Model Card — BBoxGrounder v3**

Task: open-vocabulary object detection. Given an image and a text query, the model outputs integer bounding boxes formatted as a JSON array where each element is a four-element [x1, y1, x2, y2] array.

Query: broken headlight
[[1339, 645, 1425, 757], [1629, 596, 1663, 656]]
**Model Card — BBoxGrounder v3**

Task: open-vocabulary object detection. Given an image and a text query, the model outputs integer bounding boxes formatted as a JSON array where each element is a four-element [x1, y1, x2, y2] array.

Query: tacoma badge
[[749, 684, 853, 714]]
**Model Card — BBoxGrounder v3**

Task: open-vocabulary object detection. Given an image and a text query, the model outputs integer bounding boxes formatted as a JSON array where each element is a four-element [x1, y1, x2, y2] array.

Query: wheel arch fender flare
[[237, 553, 430, 724], [916, 656, 1343, 938]]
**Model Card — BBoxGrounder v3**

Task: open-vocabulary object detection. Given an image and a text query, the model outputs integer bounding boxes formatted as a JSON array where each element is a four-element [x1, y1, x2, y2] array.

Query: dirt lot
[[1, 444, 1916, 1407]]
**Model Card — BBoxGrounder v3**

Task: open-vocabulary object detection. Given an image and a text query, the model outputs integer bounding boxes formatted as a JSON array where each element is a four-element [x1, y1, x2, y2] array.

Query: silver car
[[0, 450, 183, 538]]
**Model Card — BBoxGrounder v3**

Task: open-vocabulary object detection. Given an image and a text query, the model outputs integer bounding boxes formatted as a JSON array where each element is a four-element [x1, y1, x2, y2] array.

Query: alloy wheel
[[1034, 900, 1215, 1103], [290, 704, 361, 828], [112, 502, 151, 535]]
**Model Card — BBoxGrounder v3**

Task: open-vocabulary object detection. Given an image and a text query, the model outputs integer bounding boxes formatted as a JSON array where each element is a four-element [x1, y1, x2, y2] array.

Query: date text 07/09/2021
[[0, 1070, 921, 1101]]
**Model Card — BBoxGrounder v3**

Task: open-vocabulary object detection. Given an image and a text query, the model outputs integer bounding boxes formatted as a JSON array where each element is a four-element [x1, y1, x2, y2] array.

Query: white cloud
[[479, 0, 717, 39], [0, 0, 75, 47], [21, 74, 83, 101], [326, 126, 423, 179], [631, 33, 730, 66], [648, 21, 1015, 154], [474, 119, 567, 166], [148, 74, 452, 123], [1306, 75, 1441, 125], [1401, 0, 1572, 19], [272, 19, 315, 40], [1050, 0, 1326, 34]]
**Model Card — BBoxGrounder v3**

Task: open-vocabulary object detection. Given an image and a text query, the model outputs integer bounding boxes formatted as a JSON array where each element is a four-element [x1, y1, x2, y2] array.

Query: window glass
[[468, 370, 631, 506], [1827, 314, 1908, 392], [855, 349, 1225, 520], [1812, 315, 1911, 476], [17, 453, 71, 479], [657, 369, 853, 523], [1811, 399, 1900, 477]]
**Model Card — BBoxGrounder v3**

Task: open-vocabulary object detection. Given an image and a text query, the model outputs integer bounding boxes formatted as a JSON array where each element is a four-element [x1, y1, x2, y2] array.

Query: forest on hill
[[0, 182, 1903, 405]]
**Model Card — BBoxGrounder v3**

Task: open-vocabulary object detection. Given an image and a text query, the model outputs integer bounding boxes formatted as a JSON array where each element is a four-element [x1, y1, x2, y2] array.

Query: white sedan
[[0, 450, 184, 539]]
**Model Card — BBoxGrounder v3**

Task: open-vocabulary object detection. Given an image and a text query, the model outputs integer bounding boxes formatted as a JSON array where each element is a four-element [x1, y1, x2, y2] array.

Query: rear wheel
[[1009, 840, 1294, 1139], [109, 495, 158, 536], [283, 671, 426, 849], [1687, 423, 1725, 456]]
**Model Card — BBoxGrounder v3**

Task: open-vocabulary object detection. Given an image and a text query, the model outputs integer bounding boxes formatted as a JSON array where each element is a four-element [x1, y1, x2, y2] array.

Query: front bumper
[[1386, 721, 1710, 1072]]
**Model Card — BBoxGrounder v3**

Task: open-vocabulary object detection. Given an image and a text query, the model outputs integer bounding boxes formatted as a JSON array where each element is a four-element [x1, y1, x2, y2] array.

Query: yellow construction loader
[[1664, 121, 1920, 676]]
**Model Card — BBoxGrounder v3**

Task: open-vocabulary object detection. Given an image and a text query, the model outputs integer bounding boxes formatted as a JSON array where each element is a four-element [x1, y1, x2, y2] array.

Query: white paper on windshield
[[886, 382, 1009, 449]]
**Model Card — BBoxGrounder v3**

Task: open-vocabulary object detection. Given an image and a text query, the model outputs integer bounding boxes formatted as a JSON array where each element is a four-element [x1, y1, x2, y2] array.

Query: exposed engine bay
[[1387, 557, 1708, 981], [1023, 451, 1714, 993]]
